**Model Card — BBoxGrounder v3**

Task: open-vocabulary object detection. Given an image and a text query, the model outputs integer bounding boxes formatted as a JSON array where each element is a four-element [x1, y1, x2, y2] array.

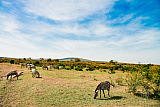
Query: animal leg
[[7, 76, 8, 80], [100, 90, 101, 98], [17, 75, 18, 80], [32, 73, 35, 78], [103, 90, 105, 98], [108, 89, 110, 97]]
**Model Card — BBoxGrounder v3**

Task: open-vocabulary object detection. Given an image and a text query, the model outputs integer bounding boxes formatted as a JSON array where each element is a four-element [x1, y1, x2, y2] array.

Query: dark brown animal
[[7, 70, 19, 80], [21, 63, 27, 68], [54, 66, 59, 70], [1, 71, 23, 80], [42, 65, 48, 70], [94, 81, 114, 99]]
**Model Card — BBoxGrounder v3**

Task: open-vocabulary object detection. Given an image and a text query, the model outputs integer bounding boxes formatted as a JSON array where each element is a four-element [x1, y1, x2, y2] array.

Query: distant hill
[[58, 57, 92, 62]]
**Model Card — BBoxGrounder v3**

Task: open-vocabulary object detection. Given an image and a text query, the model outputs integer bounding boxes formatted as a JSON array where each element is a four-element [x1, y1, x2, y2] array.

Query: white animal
[[31, 69, 40, 78], [48, 65, 54, 70], [28, 64, 35, 70]]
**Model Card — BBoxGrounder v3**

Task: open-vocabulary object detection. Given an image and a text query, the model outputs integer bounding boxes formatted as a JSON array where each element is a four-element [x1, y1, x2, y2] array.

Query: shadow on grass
[[135, 92, 160, 100], [8, 79, 23, 81], [36, 77, 42, 78], [96, 96, 125, 100]]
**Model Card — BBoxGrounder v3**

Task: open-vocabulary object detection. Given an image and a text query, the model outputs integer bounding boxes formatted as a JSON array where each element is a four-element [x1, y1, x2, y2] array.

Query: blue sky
[[0, 0, 160, 64]]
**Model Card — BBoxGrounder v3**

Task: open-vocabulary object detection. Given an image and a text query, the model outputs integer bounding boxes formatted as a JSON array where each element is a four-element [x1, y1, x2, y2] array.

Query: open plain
[[0, 63, 159, 107]]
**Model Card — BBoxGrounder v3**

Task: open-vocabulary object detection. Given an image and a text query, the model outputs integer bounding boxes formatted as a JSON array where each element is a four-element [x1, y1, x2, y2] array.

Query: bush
[[86, 66, 94, 71], [70, 65, 74, 69], [59, 63, 65, 67], [108, 68, 115, 74], [115, 77, 123, 85], [15, 62, 19, 64], [33, 61, 40, 66], [126, 73, 141, 94], [75, 58, 80, 62], [9, 59, 14, 64], [65, 67, 71, 70], [47, 58, 52, 62], [75, 65, 83, 71], [115, 65, 119, 70]]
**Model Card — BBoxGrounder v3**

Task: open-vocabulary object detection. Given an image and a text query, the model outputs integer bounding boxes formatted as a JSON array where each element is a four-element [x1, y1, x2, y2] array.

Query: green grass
[[0, 64, 159, 106]]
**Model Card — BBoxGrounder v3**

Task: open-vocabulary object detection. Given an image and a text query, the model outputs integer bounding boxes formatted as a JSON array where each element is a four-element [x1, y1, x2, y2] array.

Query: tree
[[33, 61, 40, 65], [40, 58, 44, 60], [10, 59, 14, 64], [75, 65, 83, 71], [47, 58, 52, 62], [75, 58, 80, 62], [54, 59, 59, 62], [109, 60, 116, 64]]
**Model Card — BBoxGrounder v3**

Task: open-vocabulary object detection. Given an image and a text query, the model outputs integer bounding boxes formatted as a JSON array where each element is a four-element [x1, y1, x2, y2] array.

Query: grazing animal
[[48, 65, 54, 70], [59, 66, 64, 69], [7, 70, 19, 80], [1, 71, 23, 80], [28, 64, 35, 70], [21, 63, 27, 68], [42, 65, 48, 70], [54, 66, 59, 70], [94, 81, 114, 99], [31, 69, 40, 78]]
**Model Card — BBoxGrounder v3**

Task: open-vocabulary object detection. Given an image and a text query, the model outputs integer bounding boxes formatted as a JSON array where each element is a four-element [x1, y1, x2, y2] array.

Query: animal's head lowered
[[94, 90, 99, 99]]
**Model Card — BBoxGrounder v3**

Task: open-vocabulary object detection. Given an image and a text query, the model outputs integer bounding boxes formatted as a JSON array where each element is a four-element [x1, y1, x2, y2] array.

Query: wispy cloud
[[0, 12, 21, 33], [0, 0, 160, 64], [22, 0, 116, 21]]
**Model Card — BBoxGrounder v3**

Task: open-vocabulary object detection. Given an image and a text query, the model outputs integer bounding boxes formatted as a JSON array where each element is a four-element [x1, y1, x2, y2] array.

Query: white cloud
[[0, 12, 21, 33], [22, 0, 116, 21], [109, 14, 135, 24], [0, 0, 159, 64]]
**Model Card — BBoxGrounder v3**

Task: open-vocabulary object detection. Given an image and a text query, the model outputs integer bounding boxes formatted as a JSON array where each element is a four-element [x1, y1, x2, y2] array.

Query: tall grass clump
[[115, 76, 123, 85]]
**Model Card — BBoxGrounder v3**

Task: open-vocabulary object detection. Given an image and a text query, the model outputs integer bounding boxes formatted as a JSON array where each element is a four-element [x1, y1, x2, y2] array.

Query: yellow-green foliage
[[126, 65, 160, 99]]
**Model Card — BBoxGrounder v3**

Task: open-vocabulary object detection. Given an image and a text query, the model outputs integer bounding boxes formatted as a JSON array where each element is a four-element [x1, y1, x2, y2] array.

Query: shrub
[[103, 70, 106, 72], [126, 72, 142, 94], [109, 76, 115, 86], [115, 65, 119, 70], [115, 77, 123, 85], [59, 63, 65, 67], [15, 62, 19, 64], [86, 66, 94, 71], [54, 59, 59, 62], [9, 59, 14, 64], [70, 65, 74, 69], [33, 61, 40, 66], [47, 58, 52, 62], [131, 67, 138, 72], [108, 68, 115, 74], [75, 65, 83, 71], [75, 58, 80, 62], [65, 67, 71, 70]]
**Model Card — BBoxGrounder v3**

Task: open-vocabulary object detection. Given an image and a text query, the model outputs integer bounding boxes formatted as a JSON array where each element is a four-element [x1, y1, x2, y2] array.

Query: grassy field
[[0, 63, 159, 107]]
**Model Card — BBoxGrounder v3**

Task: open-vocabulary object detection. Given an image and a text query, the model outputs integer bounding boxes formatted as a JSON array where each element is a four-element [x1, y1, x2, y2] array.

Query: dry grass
[[0, 63, 159, 107]]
